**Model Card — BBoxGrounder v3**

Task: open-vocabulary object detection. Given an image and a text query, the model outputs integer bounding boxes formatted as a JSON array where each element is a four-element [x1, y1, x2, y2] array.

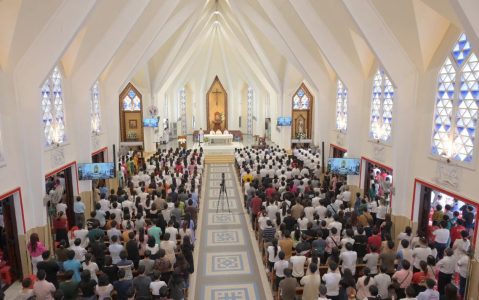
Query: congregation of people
[[235, 146, 472, 300], [21, 147, 203, 300]]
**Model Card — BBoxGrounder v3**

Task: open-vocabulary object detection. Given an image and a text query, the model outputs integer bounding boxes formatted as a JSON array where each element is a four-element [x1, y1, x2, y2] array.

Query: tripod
[[216, 178, 231, 213]]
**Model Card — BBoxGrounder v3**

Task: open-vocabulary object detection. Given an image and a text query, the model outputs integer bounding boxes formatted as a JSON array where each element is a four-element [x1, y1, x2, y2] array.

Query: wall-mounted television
[[327, 158, 360, 175], [78, 163, 115, 180], [143, 118, 159, 127], [277, 116, 292, 126]]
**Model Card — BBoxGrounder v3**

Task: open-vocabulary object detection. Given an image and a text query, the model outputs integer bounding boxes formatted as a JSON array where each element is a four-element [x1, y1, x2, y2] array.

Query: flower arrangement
[[178, 138, 187, 144], [296, 132, 307, 140]]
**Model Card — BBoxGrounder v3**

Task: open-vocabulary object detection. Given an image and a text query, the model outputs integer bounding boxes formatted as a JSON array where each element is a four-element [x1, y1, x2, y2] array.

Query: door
[[63, 168, 75, 227], [417, 186, 432, 240], [0, 196, 22, 281]]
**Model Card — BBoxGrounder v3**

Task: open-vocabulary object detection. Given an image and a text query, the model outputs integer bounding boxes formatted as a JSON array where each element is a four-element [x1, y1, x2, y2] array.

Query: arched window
[[292, 83, 313, 140], [179, 87, 186, 134], [247, 86, 254, 134], [91, 81, 101, 134], [432, 33, 479, 162], [336, 79, 348, 132], [122, 88, 141, 111], [370, 68, 395, 142], [41, 66, 66, 146]]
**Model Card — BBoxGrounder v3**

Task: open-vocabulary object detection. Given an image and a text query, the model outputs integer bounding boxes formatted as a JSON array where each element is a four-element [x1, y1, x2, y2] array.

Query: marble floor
[[191, 163, 272, 300]]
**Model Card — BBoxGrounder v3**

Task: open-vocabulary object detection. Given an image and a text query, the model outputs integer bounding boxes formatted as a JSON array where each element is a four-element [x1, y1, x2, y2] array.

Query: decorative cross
[[212, 88, 222, 106]]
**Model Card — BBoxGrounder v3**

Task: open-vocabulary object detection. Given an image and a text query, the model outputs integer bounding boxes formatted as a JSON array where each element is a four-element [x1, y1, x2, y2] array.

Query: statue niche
[[206, 76, 228, 132]]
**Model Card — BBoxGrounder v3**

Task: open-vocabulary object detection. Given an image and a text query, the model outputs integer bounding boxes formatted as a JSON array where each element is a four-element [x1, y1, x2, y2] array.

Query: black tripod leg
[[216, 187, 221, 213], [224, 185, 231, 213]]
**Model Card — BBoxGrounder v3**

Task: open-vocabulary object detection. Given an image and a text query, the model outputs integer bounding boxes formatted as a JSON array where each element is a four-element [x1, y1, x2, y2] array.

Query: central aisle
[[192, 163, 272, 300]]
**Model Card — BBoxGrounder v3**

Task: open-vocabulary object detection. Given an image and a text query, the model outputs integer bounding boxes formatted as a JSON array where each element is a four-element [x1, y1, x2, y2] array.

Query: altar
[[204, 133, 233, 144]]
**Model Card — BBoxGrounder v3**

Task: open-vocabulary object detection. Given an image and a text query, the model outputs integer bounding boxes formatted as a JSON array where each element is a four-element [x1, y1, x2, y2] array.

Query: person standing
[[73, 196, 86, 226], [27, 233, 46, 274], [33, 270, 56, 300], [300, 263, 321, 299], [37, 250, 60, 288]]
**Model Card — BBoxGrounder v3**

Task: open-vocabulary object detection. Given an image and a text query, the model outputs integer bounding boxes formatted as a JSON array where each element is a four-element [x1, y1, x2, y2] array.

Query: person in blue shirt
[[417, 278, 439, 300], [62, 250, 82, 282], [73, 196, 86, 226]]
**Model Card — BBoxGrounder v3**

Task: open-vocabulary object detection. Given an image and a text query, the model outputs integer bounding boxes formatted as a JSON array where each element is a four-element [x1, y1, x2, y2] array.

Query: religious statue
[[296, 118, 307, 139], [212, 112, 223, 131], [199, 127, 204, 144]]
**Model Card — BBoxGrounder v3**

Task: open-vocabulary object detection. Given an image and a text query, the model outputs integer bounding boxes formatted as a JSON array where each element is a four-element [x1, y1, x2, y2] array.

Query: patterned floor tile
[[209, 179, 234, 188], [205, 252, 251, 275], [207, 213, 241, 225], [209, 188, 236, 198], [207, 229, 244, 246], [207, 199, 238, 210], [203, 283, 257, 300], [210, 166, 231, 173], [210, 173, 233, 179]]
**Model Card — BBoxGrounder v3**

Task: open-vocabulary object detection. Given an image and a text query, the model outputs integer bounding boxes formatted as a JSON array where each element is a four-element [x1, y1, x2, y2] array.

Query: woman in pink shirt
[[27, 233, 47, 274], [392, 260, 413, 298]]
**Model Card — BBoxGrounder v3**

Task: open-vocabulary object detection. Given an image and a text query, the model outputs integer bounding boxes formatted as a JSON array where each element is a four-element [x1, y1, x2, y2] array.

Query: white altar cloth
[[204, 134, 233, 144]]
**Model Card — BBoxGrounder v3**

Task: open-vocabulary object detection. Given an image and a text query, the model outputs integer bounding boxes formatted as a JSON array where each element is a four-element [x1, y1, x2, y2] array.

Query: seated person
[[215, 130, 222, 135], [223, 129, 229, 134], [209, 130, 215, 135]]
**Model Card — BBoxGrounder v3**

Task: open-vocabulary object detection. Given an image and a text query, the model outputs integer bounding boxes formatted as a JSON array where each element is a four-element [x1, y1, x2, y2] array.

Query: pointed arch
[[206, 76, 228, 132], [292, 83, 313, 139], [369, 68, 395, 142], [119, 83, 143, 142], [432, 33, 479, 163], [41, 65, 66, 146]]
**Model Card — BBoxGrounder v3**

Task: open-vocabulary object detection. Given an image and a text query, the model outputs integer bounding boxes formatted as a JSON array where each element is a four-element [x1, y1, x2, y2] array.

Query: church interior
[[0, 0, 479, 299]]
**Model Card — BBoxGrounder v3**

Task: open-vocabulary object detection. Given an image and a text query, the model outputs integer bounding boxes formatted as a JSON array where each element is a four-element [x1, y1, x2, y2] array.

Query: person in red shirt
[[450, 219, 466, 246], [250, 193, 263, 230], [265, 184, 276, 199], [367, 228, 382, 253]]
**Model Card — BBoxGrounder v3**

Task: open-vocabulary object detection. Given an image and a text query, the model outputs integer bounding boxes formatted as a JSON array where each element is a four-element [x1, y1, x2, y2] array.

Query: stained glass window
[[293, 87, 310, 110], [41, 66, 66, 146], [91, 81, 101, 134], [179, 88, 187, 134], [432, 33, 479, 162], [123, 88, 141, 111], [247, 87, 254, 134], [336, 80, 348, 132], [369, 68, 395, 142]]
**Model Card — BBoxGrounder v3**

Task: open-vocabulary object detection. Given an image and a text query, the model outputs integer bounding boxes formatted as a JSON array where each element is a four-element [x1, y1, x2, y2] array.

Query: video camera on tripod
[[216, 172, 230, 213]]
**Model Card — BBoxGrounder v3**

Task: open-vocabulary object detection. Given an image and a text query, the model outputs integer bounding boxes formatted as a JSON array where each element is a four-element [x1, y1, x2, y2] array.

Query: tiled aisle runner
[[192, 164, 271, 300]]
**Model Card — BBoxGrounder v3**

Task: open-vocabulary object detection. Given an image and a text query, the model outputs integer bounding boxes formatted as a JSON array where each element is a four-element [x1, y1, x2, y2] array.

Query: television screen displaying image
[[143, 118, 159, 127], [327, 158, 360, 175], [277, 116, 292, 126], [78, 163, 115, 180]]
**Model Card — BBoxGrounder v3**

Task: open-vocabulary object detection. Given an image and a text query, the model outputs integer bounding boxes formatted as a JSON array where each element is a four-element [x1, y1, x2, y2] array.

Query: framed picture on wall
[[129, 120, 137, 129]]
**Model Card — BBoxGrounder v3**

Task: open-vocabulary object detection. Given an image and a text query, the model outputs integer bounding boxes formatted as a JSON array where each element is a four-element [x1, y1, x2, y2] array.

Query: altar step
[[204, 154, 235, 164]]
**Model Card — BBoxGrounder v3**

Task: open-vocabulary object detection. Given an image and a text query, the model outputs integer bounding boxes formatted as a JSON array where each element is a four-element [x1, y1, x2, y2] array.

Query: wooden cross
[[212, 89, 222, 106]]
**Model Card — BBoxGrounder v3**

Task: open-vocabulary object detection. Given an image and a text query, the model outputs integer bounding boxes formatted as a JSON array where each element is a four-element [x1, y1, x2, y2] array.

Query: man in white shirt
[[70, 238, 87, 262], [98, 194, 110, 212], [322, 263, 341, 299], [412, 240, 432, 271], [436, 248, 455, 295], [165, 221, 179, 242], [73, 223, 89, 248], [56, 200, 67, 215], [339, 243, 357, 275], [374, 265, 391, 299], [340, 186, 352, 207], [433, 221, 450, 259], [289, 251, 307, 280]]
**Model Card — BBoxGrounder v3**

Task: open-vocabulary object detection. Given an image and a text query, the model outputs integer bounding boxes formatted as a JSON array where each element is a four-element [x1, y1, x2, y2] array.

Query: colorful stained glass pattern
[[336, 80, 348, 132], [123, 88, 141, 111], [370, 69, 394, 141], [247, 87, 253, 134], [293, 87, 310, 110], [179, 88, 187, 134], [42, 66, 66, 146], [432, 34, 478, 162], [91, 81, 101, 134]]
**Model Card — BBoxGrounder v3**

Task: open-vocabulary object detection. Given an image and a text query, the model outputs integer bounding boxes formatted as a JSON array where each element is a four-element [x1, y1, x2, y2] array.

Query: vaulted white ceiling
[[1, 0, 474, 100]]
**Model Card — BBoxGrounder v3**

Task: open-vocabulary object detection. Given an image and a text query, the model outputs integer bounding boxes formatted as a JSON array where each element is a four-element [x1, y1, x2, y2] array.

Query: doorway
[[329, 144, 347, 158], [45, 163, 78, 248], [0, 189, 24, 285], [359, 157, 393, 207], [412, 179, 478, 246]]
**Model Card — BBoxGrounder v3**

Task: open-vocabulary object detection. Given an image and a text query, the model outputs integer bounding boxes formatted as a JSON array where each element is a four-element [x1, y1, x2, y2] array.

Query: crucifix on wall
[[212, 89, 222, 106]]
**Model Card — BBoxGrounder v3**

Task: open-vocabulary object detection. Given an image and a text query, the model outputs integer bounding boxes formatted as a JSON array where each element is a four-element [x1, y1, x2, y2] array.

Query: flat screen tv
[[277, 116, 292, 126], [143, 118, 159, 127], [78, 163, 115, 180], [327, 158, 360, 175]]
